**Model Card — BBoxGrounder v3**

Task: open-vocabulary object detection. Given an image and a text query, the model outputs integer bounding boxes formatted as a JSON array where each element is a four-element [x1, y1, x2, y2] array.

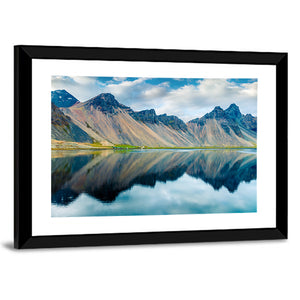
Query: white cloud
[[52, 76, 257, 121], [113, 77, 127, 81], [142, 86, 168, 99], [154, 79, 257, 121], [51, 75, 104, 101], [72, 76, 98, 85], [239, 81, 258, 97]]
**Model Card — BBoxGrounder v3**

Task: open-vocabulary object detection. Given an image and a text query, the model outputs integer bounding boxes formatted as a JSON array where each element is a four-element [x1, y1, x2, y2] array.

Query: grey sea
[[51, 149, 257, 217]]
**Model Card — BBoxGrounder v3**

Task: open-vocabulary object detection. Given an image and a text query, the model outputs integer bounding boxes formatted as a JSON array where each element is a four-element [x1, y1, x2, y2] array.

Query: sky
[[52, 76, 257, 122]]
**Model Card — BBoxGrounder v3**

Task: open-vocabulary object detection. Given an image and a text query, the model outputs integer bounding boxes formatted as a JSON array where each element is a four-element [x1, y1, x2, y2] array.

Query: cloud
[[51, 75, 103, 101], [104, 78, 146, 98], [102, 78, 170, 110], [239, 81, 258, 97], [113, 77, 127, 81], [52, 76, 257, 121], [154, 79, 257, 120], [72, 76, 99, 85], [143, 86, 168, 99]]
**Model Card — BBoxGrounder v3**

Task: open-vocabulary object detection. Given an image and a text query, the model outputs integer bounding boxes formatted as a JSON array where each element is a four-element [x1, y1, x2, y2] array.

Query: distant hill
[[52, 90, 257, 147], [51, 89, 79, 107]]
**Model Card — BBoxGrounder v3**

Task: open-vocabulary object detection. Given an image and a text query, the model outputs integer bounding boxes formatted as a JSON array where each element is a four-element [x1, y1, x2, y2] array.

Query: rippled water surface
[[51, 149, 257, 217]]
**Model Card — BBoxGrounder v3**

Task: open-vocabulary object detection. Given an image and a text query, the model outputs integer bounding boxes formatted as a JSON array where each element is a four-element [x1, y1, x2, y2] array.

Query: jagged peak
[[51, 89, 79, 98], [226, 103, 240, 110], [52, 89, 76, 97], [52, 89, 67, 93], [133, 108, 158, 124], [224, 103, 242, 122], [51, 89, 79, 107], [244, 113, 256, 118], [204, 106, 226, 119], [82, 92, 135, 116], [85, 93, 121, 107], [157, 113, 187, 131], [213, 106, 223, 111], [137, 108, 156, 114], [92, 93, 116, 101]]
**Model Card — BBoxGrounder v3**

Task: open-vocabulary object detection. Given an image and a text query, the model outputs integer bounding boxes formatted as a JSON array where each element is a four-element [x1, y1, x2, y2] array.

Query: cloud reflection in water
[[51, 149, 257, 217]]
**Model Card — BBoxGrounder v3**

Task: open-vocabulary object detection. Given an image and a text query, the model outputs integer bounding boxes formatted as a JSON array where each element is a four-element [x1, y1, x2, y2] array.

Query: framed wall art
[[14, 45, 288, 248]]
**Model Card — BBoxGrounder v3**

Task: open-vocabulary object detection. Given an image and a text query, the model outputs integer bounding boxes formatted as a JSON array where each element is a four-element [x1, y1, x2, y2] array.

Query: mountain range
[[51, 89, 257, 147]]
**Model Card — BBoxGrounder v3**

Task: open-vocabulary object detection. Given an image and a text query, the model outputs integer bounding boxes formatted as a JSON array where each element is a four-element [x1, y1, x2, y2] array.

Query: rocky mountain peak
[[51, 89, 80, 108], [214, 106, 223, 110], [89, 93, 119, 106], [84, 93, 133, 115], [204, 106, 226, 120], [187, 104, 244, 138], [227, 103, 240, 110], [240, 113, 257, 132], [157, 114, 188, 131], [133, 109, 159, 124], [225, 103, 242, 121], [132, 109, 187, 130]]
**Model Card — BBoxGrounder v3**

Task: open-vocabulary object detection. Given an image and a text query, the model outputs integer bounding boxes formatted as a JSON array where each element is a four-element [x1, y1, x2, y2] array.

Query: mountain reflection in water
[[51, 149, 257, 216]]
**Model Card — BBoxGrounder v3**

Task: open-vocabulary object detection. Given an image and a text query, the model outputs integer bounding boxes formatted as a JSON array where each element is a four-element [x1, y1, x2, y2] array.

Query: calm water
[[51, 149, 257, 217]]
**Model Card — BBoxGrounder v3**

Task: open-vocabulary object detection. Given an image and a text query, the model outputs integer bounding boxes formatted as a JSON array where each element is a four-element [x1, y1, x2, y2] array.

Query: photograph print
[[51, 76, 257, 218]]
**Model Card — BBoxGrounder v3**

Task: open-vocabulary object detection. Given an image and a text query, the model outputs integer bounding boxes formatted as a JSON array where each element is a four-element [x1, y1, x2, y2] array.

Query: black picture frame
[[14, 45, 288, 249]]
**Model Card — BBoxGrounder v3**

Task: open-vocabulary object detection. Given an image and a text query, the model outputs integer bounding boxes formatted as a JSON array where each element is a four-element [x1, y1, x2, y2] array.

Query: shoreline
[[51, 139, 256, 151], [51, 146, 257, 151]]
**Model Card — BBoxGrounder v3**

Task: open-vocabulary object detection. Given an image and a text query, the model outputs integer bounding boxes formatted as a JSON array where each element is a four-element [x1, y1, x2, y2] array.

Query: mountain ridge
[[52, 90, 257, 147]]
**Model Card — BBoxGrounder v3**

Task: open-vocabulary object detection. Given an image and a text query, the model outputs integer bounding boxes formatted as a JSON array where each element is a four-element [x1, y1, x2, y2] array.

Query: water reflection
[[51, 149, 256, 216]]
